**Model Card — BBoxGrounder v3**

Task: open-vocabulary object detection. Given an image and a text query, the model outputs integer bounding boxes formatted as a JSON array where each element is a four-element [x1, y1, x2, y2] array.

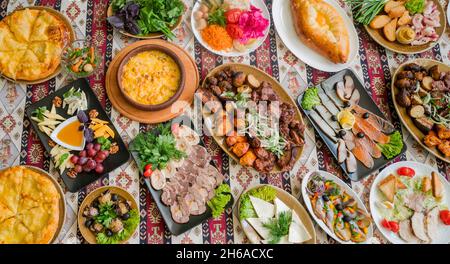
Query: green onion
[[345, 0, 388, 25]]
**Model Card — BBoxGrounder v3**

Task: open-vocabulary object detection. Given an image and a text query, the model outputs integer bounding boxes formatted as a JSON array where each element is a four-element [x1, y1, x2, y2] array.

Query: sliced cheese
[[249, 196, 275, 218], [246, 218, 270, 240], [274, 197, 290, 215], [261, 235, 292, 244], [289, 211, 311, 243]]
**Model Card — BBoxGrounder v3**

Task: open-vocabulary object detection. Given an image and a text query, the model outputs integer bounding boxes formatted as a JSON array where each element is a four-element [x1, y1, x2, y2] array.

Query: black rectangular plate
[[298, 69, 407, 181], [26, 78, 130, 192], [129, 115, 234, 236]]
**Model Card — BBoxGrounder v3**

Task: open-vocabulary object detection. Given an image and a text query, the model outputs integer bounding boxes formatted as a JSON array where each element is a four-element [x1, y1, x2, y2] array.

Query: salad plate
[[191, 0, 270, 57], [369, 161, 450, 244], [302, 170, 373, 244], [272, 0, 359, 72]]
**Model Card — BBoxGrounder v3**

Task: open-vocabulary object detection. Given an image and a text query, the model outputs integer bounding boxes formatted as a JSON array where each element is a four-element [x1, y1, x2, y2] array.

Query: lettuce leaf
[[207, 184, 232, 218], [239, 186, 276, 220]]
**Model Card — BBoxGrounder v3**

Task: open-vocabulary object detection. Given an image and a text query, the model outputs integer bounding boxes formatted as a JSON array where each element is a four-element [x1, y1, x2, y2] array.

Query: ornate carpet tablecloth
[[0, 0, 449, 244]]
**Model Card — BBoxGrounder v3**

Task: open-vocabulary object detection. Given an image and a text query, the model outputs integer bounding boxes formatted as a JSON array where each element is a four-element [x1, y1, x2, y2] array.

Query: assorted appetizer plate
[[191, 0, 270, 57], [364, 0, 446, 54], [391, 59, 450, 163], [272, 0, 359, 72], [199, 63, 305, 173], [302, 171, 373, 244], [298, 69, 407, 181], [26, 79, 130, 192], [237, 184, 316, 244], [129, 116, 234, 235], [78, 186, 139, 244], [369, 161, 450, 244]]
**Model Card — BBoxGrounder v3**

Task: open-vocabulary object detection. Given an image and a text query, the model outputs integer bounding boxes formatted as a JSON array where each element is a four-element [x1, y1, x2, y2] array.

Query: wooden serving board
[[106, 4, 184, 39], [392, 58, 450, 163], [0, 6, 75, 85], [201, 63, 304, 173], [236, 184, 316, 244], [105, 39, 199, 124], [364, 0, 446, 55]]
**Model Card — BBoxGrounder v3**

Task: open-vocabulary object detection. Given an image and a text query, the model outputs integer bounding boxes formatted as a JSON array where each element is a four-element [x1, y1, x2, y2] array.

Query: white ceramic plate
[[369, 161, 450, 244], [272, 0, 359, 72], [191, 0, 270, 57], [301, 170, 373, 244]]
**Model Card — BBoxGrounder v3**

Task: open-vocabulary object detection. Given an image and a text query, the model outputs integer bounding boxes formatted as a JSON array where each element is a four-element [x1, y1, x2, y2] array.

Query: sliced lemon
[[337, 109, 355, 130]]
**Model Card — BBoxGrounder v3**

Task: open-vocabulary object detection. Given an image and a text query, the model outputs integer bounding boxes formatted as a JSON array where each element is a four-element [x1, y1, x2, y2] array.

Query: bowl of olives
[[78, 186, 139, 244]]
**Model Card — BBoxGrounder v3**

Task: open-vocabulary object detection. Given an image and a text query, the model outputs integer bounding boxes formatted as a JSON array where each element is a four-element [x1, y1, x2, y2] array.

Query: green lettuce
[[207, 184, 232, 218], [405, 0, 425, 15], [301, 87, 321, 110], [96, 209, 140, 244], [378, 131, 404, 159], [239, 186, 276, 220]]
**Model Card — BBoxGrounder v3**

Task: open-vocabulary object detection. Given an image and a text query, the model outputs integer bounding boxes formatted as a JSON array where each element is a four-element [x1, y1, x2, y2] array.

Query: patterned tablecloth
[[0, 0, 449, 244]]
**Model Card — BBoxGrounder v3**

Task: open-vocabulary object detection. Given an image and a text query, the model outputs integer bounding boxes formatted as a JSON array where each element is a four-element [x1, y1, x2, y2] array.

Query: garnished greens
[[345, 0, 387, 25], [131, 123, 186, 170], [95, 208, 140, 244], [221, 91, 251, 107], [207, 184, 232, 218], [301, 87, 321, 110], [208, 7, 226, 27], [239, 186, 276, 220], [405, 0, 425, 15], [378, 131, 404, 159], [97, 137, 112, 151], [63, 87, 82, 99], [32, 106, 47, 121], [262, 211, 292, 244]]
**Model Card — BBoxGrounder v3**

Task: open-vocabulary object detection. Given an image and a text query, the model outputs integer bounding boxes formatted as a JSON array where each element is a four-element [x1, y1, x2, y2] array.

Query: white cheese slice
[[261, 235, 292, 244], [249, 196, 275, 218], [246, 218, 271, 240], [289, 211, 312, 243], [274, 197, 290, 215]]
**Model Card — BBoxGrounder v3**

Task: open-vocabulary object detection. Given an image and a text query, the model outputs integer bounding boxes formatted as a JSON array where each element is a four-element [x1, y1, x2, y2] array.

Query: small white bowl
[[50, 116, 85, 151]]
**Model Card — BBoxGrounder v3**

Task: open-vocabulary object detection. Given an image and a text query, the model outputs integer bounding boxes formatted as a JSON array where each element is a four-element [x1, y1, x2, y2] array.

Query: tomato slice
[[381, 219, 391, 229], [397, 167, 415, 177], [440, 210, 450, 225], [225, 9, 242, 24], [143, 169, 153, 178], [388, 221, 399, 233], [144, 164, 153, 171]]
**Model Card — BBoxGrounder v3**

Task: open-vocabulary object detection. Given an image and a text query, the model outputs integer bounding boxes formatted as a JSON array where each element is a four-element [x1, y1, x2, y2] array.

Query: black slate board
[[26, 78, 130, 192], [129, 115, 234, 236], [298, 69, 407, 181]]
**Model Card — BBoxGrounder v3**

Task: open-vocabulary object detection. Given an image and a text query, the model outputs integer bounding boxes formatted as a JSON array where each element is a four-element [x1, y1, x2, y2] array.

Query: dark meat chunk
[[254, 158, 275, 173], [397, 71, 414, 80], [259, 81, 279, 101], [289, 120, 305, 135], [251, 90, 260, 102], [444, 72, 450, 88], [206, 76, 218, 86], [218, 80, 233, 91], [413, 117, 434, 133], [254, 147, 270, 160], [280, 103, 295, 124], [289, 130, 304, 146], [404, 63, 423, 72], [217, 71, 228, 81], [395, 78, 416, 90], [232, 71, 246, 87], [211, 85, 223, 97], [428, 65, 441, 81], [432, 80, 448, 92], [276, 148, 292, 169], [196, 88, 222, 113], [249, 137, 261, 148], [280, 124, 290, 139]]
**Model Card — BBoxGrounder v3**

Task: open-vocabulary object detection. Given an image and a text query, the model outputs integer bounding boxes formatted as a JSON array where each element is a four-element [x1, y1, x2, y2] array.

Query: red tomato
[[388, 221, 399, 233], [225, 9, 242, 24], [440, 210, 450, 225], [397, 167, 415, 177], [226, 24, 243, 39], [381, 219, 391, 230], [144, 164, 153, 171]]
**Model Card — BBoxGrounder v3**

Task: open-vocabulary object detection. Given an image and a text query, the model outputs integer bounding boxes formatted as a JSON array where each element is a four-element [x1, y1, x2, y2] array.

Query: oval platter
[[0, 6, 75, 85], [364, 0, 446, 54], [201, 63, 304, 173], [236, 184, 316, 244], [106, 4, 184, 39], [391, 58, 450, 163], [77, 186, 139, 244], [272, 0, 359, 72], [301, 170, 374, 244]]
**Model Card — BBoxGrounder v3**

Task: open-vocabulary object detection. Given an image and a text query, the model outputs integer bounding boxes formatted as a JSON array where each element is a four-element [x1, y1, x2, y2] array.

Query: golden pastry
[[290, 0, 350, 63], [0, 8, 70, 81], [0, 166, 60, 244]]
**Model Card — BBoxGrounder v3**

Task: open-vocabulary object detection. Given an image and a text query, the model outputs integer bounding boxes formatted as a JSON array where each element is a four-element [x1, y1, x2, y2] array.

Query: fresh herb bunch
[[131, 123, 186, 170], [208, 7, 226, 26], [108, 0, 184, 39], [263, 211, 292, 244], [345, 0, 388, 25], [94, 203, 117, 227], [32, 106, 47, 121], [96, 209, 140, 244]]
